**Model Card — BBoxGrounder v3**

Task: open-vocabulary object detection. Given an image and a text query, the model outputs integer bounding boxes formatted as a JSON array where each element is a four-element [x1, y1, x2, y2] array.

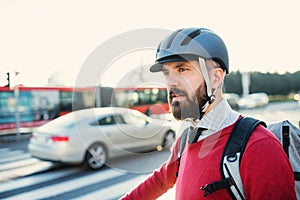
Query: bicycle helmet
[[150, 28, 229, 73]]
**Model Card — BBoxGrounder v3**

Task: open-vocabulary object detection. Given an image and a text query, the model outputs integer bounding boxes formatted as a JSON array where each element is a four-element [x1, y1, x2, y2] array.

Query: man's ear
[[211, 68, 225, 90]]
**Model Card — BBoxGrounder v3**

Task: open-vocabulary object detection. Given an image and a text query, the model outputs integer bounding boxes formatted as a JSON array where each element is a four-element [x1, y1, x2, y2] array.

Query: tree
[[224, 70, 300, 96], [224, 71, 242, 95]]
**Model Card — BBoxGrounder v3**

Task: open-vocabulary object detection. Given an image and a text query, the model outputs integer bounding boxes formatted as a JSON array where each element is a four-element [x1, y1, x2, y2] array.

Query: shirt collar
[[195, 98, 239, 138]]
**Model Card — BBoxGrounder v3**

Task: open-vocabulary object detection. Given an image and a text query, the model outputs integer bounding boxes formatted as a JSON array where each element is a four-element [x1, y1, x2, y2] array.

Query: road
[[239, 101, 300, 126], [0, 139, 176, 199], [0, 101, 299, 199]]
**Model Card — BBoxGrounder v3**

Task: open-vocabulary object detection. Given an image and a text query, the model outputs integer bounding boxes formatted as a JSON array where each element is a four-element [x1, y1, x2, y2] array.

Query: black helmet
[[150, 28, 229, 73]]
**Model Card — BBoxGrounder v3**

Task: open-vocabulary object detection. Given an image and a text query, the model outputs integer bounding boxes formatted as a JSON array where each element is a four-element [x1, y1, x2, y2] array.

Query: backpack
[[267, 120, 300, 199], [177, 117, 299, 199]]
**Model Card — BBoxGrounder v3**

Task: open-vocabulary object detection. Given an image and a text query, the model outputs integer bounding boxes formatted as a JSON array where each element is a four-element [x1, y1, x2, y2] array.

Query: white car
[[28, 107, 176, 170], [239, 93, 269, 109]]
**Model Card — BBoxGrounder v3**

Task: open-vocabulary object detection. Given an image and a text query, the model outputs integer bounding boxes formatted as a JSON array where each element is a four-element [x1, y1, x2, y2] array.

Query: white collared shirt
[[196, 99, 240, 141]]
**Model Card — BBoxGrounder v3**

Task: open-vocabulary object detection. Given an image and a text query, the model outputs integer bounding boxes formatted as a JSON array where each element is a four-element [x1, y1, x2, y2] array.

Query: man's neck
[[201, 96, 223, 118]]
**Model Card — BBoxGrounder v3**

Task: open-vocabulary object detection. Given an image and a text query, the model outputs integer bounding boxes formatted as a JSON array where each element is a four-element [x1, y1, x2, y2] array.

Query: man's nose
[[166, 72, 179, 88]]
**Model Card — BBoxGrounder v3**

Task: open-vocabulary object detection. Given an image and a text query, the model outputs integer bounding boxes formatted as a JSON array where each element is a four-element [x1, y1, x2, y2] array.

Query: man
[[121, 28, 296, 199]]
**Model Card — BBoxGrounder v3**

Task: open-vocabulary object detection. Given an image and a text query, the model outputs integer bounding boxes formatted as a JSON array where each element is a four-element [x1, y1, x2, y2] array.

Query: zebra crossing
[[0, 148, 54, 183], [0, 146, 175, 200]]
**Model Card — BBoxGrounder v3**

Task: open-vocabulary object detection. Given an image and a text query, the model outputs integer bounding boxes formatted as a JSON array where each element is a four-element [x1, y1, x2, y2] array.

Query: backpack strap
[[176, 127, 189, 178], [281, 125, 300, 181], [176, 127, 207, 177], [200, 117, 266, 199], [221, 117, 266, 200], [295, 172, 300, 181], [282, 125, 290, 158]]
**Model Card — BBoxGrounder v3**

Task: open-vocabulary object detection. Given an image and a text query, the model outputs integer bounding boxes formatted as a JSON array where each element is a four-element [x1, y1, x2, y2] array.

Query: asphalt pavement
[[0, 133, 30, 150]]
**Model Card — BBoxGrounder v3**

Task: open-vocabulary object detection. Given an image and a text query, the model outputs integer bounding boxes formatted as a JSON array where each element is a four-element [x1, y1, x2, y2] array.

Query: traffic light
[[5, 72, 10, 88]]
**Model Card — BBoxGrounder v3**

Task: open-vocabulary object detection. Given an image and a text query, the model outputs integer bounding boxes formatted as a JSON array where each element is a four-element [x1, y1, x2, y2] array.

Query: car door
[[120, 113, 158, 150], [87, 114, 129, 153]]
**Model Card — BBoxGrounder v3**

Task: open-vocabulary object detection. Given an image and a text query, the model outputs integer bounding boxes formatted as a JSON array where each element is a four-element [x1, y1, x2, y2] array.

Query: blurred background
[[0, 0, 299, 199]]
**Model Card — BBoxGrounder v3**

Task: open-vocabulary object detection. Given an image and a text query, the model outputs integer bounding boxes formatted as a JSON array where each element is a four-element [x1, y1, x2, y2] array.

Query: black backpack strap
[[281, 125, 300, 181], [295, 172, 300, 181], [282, 125, 290, 158], [200, 117, 266, 199], [223, 117, 266, 163], [221, 117, 266, 200], [176, 127, 189, 178]]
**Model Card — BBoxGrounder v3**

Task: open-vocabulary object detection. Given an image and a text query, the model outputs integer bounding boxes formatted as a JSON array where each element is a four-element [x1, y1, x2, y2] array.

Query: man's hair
[[205, 59, 223, 72]]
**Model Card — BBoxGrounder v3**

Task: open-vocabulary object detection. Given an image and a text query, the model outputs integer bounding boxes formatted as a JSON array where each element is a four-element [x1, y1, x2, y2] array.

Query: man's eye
[[178, 68, 187, 72]]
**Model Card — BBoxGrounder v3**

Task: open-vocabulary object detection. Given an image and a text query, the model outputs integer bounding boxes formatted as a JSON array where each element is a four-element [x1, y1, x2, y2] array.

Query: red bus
[[0, 86, 169, 134], [112, 87, 169, 116], [0, 86, 106, 134]]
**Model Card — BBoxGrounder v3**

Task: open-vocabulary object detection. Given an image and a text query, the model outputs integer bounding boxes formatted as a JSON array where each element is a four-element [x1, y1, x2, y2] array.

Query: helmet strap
[[198, 57, 215, 105], [208, 93, 216, 104]]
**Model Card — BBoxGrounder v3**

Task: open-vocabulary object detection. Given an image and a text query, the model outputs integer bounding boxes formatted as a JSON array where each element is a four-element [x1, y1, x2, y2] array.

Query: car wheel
[[84, 143, 107, 170], [162, 131, 175, 150]]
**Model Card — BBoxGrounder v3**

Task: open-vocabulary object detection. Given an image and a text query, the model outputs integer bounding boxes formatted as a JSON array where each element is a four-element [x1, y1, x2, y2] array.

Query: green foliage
[[224, 70, 300, 96], [224, 71, 242, 95]]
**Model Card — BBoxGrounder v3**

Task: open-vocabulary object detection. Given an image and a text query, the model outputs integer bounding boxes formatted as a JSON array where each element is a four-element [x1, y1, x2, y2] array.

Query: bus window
[[31, 90, 59, 120], [0, 91, 15, 123], [112, 87, 169, 115], [60, 91, 73, 114], [18, 91, 34, 122]]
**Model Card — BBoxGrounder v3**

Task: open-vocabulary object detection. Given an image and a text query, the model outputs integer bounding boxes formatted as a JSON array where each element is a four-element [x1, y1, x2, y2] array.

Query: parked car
[[28, 107, 176, 170], [238, 92, 269, 109], [225, 93, 240, 110]]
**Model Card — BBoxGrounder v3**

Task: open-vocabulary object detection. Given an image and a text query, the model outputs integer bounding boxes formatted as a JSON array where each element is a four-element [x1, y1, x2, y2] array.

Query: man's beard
[[169, 84, 208, 120]]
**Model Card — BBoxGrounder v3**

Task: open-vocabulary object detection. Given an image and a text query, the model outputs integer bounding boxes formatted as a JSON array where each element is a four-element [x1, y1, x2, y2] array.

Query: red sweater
[[121, 122, 296, 200]]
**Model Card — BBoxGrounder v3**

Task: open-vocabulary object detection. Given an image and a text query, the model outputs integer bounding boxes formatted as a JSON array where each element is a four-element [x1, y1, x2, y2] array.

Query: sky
[[0, 0, 299, 87]]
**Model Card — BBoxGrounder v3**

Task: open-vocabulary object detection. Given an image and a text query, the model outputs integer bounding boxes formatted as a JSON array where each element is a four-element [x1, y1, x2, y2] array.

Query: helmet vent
[[181, 29, 201, 46], [156, 42, 161, 53], [165, 29, 183, 49]]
